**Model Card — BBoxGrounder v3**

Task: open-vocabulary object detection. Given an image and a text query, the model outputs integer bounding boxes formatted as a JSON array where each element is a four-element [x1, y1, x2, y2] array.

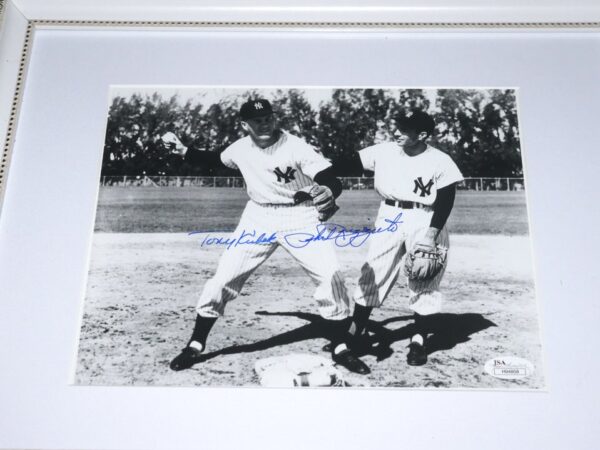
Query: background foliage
[[103, 88, 522, 177]]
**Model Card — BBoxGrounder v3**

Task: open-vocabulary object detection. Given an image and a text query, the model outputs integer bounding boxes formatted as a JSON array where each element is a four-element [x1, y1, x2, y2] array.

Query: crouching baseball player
[[341, 110, 463, 366], [161, 99, 369, 375]]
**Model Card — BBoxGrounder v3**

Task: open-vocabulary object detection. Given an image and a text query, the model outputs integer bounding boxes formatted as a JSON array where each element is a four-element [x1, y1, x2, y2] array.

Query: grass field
[[94, 187, 530, 235]]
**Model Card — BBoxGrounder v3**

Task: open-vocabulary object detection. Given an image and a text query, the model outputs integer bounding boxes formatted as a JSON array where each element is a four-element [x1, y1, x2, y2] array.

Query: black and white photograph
[[74, 86, 544, 388]]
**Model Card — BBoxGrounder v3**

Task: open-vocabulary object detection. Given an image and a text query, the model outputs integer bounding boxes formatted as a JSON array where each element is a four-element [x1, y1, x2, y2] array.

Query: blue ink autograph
[[283, 213, 403, 249], [189, 229, 277, 250], [189, 213, 403, 250]]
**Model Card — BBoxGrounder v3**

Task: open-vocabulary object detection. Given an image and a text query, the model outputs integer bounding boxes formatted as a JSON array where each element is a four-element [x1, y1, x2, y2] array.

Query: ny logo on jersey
[[273, 166, 296, 183], [254, 102, 263, 110], [413, 177, 434, 197]]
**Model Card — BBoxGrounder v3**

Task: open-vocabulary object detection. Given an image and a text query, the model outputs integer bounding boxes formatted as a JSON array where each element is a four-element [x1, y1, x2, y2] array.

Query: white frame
[[1, 1, 600, 449]]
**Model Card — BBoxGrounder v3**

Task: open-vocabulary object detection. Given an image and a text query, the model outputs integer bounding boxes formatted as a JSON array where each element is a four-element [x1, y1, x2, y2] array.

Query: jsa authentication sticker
[[484, 356, 534, 380]]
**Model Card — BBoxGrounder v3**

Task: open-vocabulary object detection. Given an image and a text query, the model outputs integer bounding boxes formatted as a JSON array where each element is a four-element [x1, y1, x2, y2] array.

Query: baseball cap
[[395, 110, 435, 135], [240, 99, 273, 120]]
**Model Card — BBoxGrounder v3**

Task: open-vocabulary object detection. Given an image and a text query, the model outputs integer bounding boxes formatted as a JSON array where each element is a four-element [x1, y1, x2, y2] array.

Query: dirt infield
[[75, 232, 544, 389]]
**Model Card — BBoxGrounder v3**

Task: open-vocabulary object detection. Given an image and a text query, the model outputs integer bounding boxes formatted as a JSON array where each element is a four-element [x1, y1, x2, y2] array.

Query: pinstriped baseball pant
[[196, 200, 350, 321], [353, 202, 450, 316]]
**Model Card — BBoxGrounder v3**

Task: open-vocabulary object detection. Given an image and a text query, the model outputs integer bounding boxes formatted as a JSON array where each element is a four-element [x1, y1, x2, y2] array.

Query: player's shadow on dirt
[[195, 311, 346, 363], [367, 313, 497, 361], [195, 310, 495, 363]]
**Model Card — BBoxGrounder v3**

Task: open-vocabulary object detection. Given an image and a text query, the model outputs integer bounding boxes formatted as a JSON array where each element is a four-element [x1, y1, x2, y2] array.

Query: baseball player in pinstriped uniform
[[162, 99, 369, 374], [343, 110, 463, 366]]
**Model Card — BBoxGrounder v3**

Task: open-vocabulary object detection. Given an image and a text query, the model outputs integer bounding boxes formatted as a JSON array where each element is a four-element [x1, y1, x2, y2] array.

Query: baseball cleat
[[406, 342, 428, 366], [332, 349, 371, 375], [169, 346, 204, 371]]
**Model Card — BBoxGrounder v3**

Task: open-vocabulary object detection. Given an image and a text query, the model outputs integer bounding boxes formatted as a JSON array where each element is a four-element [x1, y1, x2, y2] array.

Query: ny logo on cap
[[254, 102, 263, 110], [273, 166, 296, 183], [413, 177, 434, 197]]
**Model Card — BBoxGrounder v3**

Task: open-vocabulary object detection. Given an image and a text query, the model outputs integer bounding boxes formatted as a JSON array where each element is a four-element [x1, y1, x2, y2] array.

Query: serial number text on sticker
[[484, 356, 535, 380]]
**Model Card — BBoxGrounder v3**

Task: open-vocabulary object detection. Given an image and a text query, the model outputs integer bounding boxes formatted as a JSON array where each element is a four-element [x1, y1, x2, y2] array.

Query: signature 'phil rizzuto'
[[189, 213, 404, 250]]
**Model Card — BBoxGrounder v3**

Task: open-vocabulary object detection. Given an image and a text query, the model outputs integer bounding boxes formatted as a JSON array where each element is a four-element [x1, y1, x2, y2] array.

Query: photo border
[[76, 84, 538, 390]]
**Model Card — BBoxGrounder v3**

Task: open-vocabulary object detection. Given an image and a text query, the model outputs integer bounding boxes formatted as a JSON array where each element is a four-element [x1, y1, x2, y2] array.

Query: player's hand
[[161, 132, 188, 156], [416, 227, 439, 248]]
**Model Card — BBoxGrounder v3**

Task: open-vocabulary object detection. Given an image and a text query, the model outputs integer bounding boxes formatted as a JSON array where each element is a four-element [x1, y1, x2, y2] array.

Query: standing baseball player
[[342, 110, 463, 366], [162, 98, 370, 374]]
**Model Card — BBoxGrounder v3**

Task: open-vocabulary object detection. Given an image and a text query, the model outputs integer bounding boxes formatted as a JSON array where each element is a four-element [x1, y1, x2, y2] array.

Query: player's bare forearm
[[425, 227, 441, 240], [313, 166, 342, 198], [429, 183, 457, 231]]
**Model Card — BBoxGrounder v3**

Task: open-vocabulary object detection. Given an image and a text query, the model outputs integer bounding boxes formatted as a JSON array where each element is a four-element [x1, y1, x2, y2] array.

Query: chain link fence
[[100, 176, 525, 191]]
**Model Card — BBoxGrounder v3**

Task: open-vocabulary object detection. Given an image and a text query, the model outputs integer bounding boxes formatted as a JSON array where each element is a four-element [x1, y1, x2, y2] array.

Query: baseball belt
[[384, 199, 428, 209]]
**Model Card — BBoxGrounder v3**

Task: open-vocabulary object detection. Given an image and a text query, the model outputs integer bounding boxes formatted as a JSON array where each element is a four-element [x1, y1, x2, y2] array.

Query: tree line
[[102, 88, 522, 177]]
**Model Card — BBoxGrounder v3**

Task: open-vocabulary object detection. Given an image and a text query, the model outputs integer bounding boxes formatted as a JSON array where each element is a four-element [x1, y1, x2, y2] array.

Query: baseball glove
[[404, 243, 448, 281], [293, 185, 339, 222]]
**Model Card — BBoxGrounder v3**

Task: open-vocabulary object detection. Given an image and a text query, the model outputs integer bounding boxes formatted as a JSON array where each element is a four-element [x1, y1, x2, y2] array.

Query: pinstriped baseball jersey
[[195, 129, 350, 321], [220, 131, 330, 205], [359, 143, 463, 205], [354, 142, 462, 315]]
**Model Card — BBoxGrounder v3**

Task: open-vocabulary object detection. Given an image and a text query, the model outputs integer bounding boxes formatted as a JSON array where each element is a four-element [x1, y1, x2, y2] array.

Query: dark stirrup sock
[[349, 304, 373, 338], [188, 314, 218, 349], [410, 314, 428, 345], [327, 318, 353, 354]]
